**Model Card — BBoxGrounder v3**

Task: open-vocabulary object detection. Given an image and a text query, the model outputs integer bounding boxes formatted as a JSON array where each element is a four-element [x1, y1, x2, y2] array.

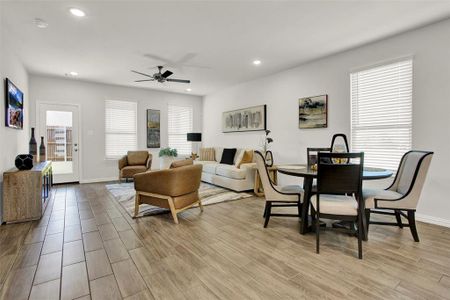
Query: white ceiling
[[2, 1, 450, 96]]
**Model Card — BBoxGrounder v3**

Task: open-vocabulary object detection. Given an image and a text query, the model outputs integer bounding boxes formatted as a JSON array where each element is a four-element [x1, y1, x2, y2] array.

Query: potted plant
[[159, 147, 178, 169]]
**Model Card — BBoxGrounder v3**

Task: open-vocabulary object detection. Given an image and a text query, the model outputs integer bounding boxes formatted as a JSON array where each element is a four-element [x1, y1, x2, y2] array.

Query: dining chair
[[363, 150, 433, 242], [311, 152, 365, 259], [254, 151, 303, 228], [330, 133, 349, 152], [307, 147, 331, 168]]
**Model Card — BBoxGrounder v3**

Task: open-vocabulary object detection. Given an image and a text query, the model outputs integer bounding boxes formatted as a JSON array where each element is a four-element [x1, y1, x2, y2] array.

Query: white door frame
[[36, 101, 83, 183]]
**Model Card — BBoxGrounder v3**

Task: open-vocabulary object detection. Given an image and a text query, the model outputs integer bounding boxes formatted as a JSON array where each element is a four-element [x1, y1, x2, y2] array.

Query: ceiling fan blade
[[166, 78, 191, 84], [131, 70, 154, 78], [143, 53, 172, 64], [134, 79, 154, 82], [174, 53, 196, 65], [162, 70, 173, 78]]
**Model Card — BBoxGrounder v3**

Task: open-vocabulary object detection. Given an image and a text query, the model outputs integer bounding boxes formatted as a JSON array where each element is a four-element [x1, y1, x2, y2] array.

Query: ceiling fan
[[131, 66, 190, 84]]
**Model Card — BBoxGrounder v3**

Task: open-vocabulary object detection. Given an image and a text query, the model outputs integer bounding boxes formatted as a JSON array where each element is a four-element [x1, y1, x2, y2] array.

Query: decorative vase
[[160, 156, 175, 169], [15, 154, 34, 170], [29, 127, 37, 163], [39, 136, 46, 162]]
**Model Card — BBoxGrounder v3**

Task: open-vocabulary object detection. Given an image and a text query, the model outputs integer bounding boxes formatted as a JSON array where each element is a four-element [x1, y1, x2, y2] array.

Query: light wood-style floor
[[1, 183, 450, 300]]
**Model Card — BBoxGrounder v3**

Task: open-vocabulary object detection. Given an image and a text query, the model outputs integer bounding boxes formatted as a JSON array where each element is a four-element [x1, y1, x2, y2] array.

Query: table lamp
[[187, 133, 202, 160]]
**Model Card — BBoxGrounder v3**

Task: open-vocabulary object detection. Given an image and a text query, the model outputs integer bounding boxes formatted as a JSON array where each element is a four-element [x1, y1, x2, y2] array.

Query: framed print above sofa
[[222, 104, 266, 133]]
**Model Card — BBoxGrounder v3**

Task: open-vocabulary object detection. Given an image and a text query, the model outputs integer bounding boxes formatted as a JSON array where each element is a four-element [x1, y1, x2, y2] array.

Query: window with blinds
[[351, 59, 412, 171], [168, 105, 193, 156], [105, 100, 137, 159]]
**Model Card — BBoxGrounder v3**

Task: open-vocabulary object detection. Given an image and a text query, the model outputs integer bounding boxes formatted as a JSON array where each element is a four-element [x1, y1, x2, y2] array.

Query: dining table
[[276, 164, 394, 235]]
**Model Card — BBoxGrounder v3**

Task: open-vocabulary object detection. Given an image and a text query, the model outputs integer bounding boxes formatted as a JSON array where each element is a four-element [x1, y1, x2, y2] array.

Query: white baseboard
[[80, 177, 118, 184], [416, 213, 450, 228]]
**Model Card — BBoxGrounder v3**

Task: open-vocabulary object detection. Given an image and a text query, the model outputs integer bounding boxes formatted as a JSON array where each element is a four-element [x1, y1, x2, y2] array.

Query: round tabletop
[[277, 164, 393, 180]]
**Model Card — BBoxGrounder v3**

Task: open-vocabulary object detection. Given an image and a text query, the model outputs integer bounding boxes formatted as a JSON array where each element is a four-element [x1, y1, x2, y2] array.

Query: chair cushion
[[199, 148, 215, 161], [277, 185, 304, 195], [121, 166, 147, 178], [127, 151, 148, 166], [215, 164, 246, 180], [363, 188, 403, 209], [311, 194, 358, 216], [220, 148, 237, 165]]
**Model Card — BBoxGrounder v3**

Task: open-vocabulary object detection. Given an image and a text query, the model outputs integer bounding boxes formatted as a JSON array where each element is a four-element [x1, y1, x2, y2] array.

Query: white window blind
[[105, 100, 137, 159], [351, 59, 412, 171], [168, 105, 193, 156]]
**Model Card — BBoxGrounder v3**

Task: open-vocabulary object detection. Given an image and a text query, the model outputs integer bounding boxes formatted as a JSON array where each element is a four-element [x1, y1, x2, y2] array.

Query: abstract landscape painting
[[223, 105, 266, 133], [5, 78, 24, 129], [147, 109, 160, 148], [299, 95, 327, 129]]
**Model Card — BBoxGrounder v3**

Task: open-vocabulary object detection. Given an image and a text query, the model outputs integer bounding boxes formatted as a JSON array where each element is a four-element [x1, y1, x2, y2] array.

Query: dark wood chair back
[[317, 152, 364, 196], [330, 133, 349, 152], [307, 147, 331, 168]]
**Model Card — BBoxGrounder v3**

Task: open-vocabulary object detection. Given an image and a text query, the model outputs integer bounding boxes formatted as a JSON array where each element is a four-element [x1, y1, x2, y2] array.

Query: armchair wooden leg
[[395, 210, 403, 228], [407, 210, 419, 242], [167, 197, 179, 224], [134, 193, 140, 218], [198, 199, 204, 212]]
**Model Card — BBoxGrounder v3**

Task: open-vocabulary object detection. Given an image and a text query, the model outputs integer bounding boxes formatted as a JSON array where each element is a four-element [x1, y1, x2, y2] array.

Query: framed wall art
[[146, 109, 160, 148], [222, 104, 266, 133], [299, 94, 327, 129]]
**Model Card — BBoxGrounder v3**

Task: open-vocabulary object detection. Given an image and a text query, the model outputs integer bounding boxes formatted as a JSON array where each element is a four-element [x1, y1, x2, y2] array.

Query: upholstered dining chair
[[311, 152, 365, 259], [254, 151, 303, 228], [363, 150, 434, 242]]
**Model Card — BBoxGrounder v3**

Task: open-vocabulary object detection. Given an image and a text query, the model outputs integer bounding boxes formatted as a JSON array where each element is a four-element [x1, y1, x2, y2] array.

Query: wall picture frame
[[146, 109, 160, 148], [298, 94, 328, 129], [222, 104, 267, 133]]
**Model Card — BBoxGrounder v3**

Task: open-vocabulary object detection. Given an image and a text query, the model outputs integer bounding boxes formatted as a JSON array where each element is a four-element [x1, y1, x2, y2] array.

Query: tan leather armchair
[[133, 160, 203, 223], [119, 151, 152, 181]]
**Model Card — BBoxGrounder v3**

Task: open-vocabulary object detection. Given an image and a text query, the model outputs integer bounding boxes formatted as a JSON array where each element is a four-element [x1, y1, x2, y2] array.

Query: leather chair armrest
[[134, 165, 202, 196], [146, 154, 152, 170], [118, 155, 128, 170]]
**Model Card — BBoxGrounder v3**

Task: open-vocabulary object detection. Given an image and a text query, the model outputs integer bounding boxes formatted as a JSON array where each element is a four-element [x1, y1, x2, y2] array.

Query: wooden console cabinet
[[2, 161, 53, 224]]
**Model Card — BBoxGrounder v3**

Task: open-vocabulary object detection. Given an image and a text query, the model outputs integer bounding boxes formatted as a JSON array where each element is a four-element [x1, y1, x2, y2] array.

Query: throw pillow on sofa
[[237, 150, 254, 168], [220, 148, 237, 165], [199, 147, 215, 161]]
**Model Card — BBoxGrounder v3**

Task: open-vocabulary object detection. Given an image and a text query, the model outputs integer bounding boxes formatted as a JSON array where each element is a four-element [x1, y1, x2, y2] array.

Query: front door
[[38, 103, 80, 184]]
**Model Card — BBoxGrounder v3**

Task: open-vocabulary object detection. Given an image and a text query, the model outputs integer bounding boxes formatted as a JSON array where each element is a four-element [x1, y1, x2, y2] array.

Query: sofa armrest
[[118, 156, 128, 170], [145, 154, 153, 170], [240, 163, 257, 182]]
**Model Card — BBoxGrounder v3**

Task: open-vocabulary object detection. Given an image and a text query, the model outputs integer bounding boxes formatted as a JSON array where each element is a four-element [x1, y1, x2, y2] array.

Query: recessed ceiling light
[[67, 71, 78, 76], [34, 18, 49, 29], [253, 60, 262, 65], [186, 88, 192, 92], [70, 8, 86, 17]]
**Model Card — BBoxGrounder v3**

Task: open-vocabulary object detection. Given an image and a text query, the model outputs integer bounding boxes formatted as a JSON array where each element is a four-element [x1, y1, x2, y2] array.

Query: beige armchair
[[119, 151, 152, 181], [133, 160, 203, 223]]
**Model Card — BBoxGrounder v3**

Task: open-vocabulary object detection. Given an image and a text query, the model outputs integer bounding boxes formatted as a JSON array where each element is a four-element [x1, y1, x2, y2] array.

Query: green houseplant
[[159, 147, 178, 169]]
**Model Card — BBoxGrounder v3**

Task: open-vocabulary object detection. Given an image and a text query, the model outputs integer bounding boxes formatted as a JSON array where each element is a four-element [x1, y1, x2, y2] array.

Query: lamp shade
[[187, 133, 202, 142]]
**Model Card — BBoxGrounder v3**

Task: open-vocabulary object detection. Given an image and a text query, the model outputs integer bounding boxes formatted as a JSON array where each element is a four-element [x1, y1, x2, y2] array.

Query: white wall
[[203, 19, 450, 226], [29, 75, 202, 183], [0, 6, 30, 222]]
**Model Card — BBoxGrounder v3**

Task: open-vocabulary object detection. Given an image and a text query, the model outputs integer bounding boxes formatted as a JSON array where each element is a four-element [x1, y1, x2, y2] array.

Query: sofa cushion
[[195, 161, 218, 174], [220, 148, 237, 165], [215, 164, 246, 180], [127, 151, 148, 166], [199, 148, 215, 161]]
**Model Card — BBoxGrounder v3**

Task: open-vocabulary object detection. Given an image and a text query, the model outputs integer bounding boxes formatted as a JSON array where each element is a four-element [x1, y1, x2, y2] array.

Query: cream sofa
[[194, 147, 256, 192]]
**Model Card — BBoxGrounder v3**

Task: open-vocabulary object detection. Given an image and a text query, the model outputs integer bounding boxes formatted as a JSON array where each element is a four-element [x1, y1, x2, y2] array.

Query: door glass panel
[[46, 111, 73, 175]]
